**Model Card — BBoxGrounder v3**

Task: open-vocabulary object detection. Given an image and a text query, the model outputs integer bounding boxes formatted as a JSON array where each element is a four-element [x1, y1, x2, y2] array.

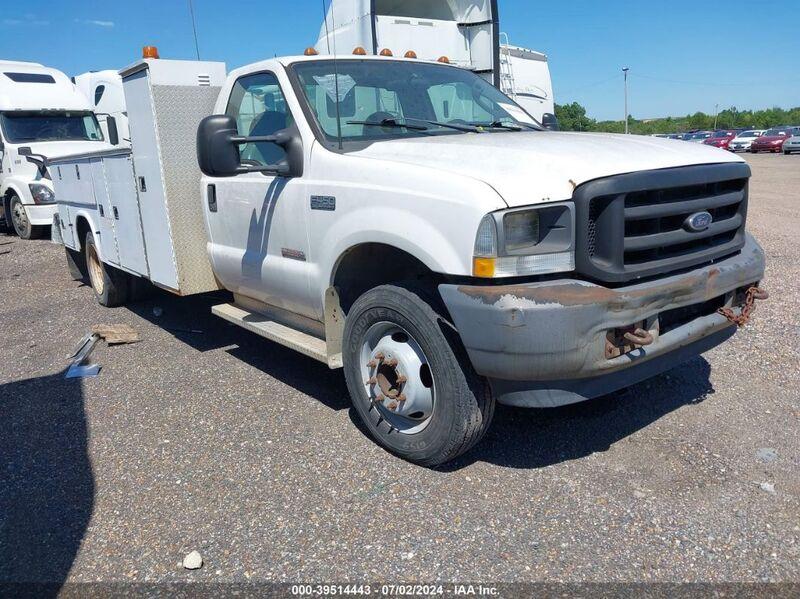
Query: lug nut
[[396, 375, 408, 384], [373, 395, 385, 403], [365, 377, 377, 385]]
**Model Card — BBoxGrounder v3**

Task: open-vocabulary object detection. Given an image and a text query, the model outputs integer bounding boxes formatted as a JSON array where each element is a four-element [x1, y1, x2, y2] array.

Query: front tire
[[85, 231, 129, 307], [343, 285, 494, 467], [9, 194, 45, 239]]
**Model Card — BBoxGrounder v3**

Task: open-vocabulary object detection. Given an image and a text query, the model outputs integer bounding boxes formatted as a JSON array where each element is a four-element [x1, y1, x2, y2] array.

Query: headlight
[[473, 203, 575, 278], [29, 183, 55, 204]]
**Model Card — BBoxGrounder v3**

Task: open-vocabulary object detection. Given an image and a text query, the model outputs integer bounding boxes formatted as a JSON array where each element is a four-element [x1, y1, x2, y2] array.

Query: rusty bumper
[[439, 234, 766, 407]]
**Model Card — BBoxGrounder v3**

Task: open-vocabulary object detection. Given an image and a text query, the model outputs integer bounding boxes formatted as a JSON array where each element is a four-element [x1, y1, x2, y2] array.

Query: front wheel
[[343, 285, 494, 467], [9, 194, 46, 239], [85, 231, 130, 307]]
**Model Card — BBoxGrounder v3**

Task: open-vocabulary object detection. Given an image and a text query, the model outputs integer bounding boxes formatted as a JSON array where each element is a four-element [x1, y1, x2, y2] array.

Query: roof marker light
[[142, 46, 160, 59], [353, 46, 367, 55], [404, 51, 418, 59], [304, 47, 319, 56], [437, 56, 450, 64], [380, 48, 394, 57]]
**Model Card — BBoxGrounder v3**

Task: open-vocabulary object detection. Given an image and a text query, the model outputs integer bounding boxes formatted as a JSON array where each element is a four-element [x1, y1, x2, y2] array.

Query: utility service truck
[[316, 0, 556, 123], [49, 50, 766, 466], [0, 60, 109, 239]]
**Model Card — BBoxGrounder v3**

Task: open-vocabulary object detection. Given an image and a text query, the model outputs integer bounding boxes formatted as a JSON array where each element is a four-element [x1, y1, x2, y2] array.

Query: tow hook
[[605, 323, 655, 359], [718, 287, 769, 327]]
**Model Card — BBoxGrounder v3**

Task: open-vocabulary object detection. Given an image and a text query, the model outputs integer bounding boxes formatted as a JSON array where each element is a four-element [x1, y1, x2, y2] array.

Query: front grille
[[575, 163, 751, 284]]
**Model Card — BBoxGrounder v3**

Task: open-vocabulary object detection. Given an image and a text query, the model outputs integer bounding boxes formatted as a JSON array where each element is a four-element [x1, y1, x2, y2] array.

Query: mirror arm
[[235, 163, 290, 176]]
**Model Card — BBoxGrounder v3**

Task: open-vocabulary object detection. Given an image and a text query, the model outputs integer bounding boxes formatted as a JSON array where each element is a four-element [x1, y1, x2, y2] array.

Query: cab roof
[[0, 61, 91, 112]]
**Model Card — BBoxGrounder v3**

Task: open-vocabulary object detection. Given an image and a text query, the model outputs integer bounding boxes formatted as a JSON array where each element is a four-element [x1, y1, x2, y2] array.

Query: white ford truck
[[49, 53, 766, 466], [0, 60, 109, 239]]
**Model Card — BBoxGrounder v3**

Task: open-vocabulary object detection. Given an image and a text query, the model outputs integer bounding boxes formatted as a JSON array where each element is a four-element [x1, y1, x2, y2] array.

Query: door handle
[[113, 206, 119, 220], [207, 184, 217, 213]]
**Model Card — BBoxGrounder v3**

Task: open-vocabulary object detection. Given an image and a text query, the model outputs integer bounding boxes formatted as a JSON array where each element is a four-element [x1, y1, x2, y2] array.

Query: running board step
[[212, 303, 342, 368]]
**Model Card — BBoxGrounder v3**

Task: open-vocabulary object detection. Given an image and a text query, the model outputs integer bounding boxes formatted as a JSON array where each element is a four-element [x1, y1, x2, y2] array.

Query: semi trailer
[[316, 0, 556, 123], [49, 50, 766, 466]]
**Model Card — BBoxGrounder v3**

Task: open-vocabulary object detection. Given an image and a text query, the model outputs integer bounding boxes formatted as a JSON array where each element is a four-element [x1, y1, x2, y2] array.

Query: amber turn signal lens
[[353, 46, 367, 55], [142, 46, 160, 59], [473, 258, 496, 278]]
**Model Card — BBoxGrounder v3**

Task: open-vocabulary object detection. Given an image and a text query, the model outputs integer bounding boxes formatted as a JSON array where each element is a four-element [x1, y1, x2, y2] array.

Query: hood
[[755, 135, 785, 143], [6, 140, 113, 183], [15, 140, 114, 159], [351, 131, 744, 207]]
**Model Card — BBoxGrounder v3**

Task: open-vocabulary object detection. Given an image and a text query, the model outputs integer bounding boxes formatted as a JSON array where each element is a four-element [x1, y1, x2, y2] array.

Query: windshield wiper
[[405, 117, 482, 133], [468, 121, 538, 131], [347, 118, 429, 131]]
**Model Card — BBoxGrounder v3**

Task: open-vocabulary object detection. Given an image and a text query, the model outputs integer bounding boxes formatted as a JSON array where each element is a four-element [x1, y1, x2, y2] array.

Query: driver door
[[204, 71, 314, 319]]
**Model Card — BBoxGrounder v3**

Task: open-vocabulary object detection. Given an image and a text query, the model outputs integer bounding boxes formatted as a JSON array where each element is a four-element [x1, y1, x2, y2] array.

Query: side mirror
[[197, 114, 303, 178], [541, 113, 560, 131], [18, 146, 49, 177], [106, 116, 120, 146]]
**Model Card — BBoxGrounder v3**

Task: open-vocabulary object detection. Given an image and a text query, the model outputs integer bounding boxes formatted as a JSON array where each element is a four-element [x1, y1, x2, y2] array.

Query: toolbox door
[[103, 154, 148, 276], [89, 158, 120, 266]]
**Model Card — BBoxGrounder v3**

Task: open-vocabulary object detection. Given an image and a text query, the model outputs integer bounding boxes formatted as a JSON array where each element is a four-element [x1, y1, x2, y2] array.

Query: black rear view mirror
[[197, 114, 303, 178], [541, 113, 560, 131], [106, 116, 120, 146]]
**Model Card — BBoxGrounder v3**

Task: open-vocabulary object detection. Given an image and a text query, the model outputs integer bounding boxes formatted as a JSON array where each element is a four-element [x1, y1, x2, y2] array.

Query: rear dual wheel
[[84, 231, 130, 307], [343, 285, 494, 467]]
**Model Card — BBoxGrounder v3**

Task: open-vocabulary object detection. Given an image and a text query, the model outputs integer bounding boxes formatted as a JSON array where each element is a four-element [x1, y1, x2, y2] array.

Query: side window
[[225, 72, 293, 166], [94, 85, 106, 107]]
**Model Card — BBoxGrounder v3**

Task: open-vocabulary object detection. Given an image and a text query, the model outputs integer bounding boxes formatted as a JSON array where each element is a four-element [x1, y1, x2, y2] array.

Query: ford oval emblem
[[684, 211, 713, 232]]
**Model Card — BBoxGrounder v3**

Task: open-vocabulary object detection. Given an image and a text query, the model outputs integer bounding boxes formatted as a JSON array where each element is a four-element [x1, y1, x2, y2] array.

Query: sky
[[1, 0, 798, 121]]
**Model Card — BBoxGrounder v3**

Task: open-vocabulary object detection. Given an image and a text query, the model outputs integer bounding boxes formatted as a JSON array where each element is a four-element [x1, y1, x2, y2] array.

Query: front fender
[[1, 178, 33, 204]]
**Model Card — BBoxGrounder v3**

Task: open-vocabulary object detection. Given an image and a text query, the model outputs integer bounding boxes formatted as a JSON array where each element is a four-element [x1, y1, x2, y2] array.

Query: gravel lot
[[1, 153, 798, 587]]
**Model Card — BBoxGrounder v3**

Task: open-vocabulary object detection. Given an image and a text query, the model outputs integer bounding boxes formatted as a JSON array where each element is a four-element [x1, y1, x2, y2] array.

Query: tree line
[[554, 102, 800, 134]]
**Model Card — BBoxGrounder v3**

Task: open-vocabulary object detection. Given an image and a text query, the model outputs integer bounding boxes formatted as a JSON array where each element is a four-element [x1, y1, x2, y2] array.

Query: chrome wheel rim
[[360, 322, 435, 435], [10, 199, 30, 238], [86, 242, 105, 296]]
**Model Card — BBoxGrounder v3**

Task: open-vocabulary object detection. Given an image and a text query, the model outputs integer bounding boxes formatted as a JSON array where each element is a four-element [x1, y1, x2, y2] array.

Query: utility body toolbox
[[50, 59, 226, 295]]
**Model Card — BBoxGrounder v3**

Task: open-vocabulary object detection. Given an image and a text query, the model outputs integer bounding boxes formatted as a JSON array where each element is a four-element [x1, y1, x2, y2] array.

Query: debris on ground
[[92, 324, 141, 345], [756, 448, 778, 464], [182, 551, 203, 570], [65, 333, 102, 379], [152, 307, 164, 318], [758, 482, 777, 495]]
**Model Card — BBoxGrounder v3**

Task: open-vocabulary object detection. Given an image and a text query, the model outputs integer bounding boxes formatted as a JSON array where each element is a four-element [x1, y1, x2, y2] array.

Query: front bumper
[[24, 203, 58, 226], [439, 234, 766, 407]]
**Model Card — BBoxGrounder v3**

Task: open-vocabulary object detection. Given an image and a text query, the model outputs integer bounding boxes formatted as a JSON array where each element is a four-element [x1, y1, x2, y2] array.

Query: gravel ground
[[1, 153, 798, 586]]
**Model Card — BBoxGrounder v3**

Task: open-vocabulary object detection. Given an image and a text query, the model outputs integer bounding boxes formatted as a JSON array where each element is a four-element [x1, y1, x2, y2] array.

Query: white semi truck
[[73, 69, 130, 147], [0, 60, 110, 239], [316, 0, 556, 123], [49, 52, 766, 466]]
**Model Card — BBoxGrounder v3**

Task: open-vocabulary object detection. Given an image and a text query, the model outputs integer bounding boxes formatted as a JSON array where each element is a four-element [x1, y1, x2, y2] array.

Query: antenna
[[188, 0, 201, 60], [321, 0, 343, 149]]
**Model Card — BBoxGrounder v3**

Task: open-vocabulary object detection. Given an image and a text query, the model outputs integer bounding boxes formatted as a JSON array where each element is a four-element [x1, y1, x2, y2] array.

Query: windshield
[[692, 133, 711, 139], [763, 129, 786, 137], [737, 131, 758, 138], [291, 59, 539, 145], [0, 111, 104, 143], [712, 130, 732, 138]]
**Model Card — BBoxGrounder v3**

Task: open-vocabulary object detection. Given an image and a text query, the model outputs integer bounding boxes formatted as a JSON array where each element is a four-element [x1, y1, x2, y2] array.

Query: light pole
[[622, 67, 630, 134], [713, 103, 719, 130]]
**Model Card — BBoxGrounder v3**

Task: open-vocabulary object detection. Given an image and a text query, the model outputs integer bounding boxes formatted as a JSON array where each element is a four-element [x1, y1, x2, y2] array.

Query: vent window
[[4, 72, 56, 84]]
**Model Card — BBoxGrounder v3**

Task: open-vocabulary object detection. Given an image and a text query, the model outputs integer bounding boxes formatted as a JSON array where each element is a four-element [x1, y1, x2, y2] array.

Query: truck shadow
[[126, 288, 351, 412], [123, 287, 716, 470], [445, 358, 715, 471], [0, 373, 93, 596]]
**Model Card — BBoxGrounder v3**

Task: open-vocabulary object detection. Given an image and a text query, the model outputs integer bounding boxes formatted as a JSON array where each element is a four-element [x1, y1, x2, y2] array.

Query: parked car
[[729, 130, 765, 152], [750, 127, 793, 153], [687, 131, 713, 143], [703, 130, 737, 150], [784, 128, 800, 154]]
